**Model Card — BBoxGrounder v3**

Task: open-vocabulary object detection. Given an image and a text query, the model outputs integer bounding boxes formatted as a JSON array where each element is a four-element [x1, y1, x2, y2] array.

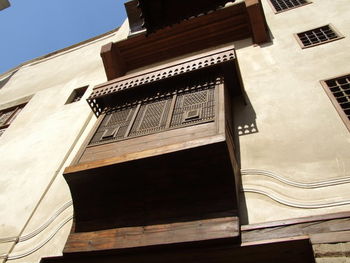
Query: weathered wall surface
[[0, 20, 129, 263], [1, 1, 350, 262], [235, 0, 350, 224]]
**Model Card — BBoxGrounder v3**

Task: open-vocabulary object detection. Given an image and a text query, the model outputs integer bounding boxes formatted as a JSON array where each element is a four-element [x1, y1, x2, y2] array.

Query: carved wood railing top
[[87, 47, 236, 116]]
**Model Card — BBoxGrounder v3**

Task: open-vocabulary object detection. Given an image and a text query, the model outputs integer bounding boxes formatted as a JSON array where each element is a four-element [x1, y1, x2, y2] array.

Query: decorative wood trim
[[88, 47, 236, 116], [64, 217, 239, 254], [91, 48, 235, 99]]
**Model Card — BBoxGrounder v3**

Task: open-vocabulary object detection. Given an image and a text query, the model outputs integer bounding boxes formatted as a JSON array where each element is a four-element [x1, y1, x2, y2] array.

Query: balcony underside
[[64, 142, 237, 233]]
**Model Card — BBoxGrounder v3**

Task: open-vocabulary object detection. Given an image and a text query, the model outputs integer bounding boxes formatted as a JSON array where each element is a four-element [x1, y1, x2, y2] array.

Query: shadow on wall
[[231, 93, 258, 225], [0, 70, 18, 90], [234, 94, 258, 138]]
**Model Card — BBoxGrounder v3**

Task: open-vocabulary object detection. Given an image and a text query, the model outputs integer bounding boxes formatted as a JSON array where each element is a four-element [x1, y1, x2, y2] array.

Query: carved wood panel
[[171, 88, 215, 128], [88, 81, 218, 146], [129, 98, 172, 137], [89, 106, 137, 144]]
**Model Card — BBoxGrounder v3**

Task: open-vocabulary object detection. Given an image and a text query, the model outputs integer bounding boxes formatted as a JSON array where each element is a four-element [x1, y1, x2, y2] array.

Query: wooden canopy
[[101, 1, 269, 81], [137, 0, 235, 34]]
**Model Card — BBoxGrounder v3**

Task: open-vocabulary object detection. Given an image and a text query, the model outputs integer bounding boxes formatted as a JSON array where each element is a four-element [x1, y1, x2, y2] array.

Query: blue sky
[[0, 0, 127, 74]]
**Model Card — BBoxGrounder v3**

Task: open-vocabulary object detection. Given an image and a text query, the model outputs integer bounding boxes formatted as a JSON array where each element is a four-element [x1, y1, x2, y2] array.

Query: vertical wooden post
[[245, 0, 270, 45]]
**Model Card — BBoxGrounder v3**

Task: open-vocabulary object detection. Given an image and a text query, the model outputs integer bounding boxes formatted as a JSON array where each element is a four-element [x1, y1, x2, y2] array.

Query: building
[[0, 0, 350, 262]]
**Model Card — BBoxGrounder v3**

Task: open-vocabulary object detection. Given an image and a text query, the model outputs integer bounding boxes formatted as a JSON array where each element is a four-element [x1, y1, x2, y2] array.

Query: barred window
[[268, 0, 310, 13], [0, 104, 26, 137], [296, 25, 344, 49], [321, 74, 350, 132]]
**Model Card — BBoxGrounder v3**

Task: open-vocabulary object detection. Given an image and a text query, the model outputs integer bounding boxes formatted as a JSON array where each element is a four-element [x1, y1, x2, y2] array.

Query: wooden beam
[[310, 230, 350, 244], [242, 216, 350, 244], [44, 238, 315, 263], [100, 42, 127, 80], [245, 0, 270, 44], [64, 217, 239, 253], [242, 211, 350, 231]]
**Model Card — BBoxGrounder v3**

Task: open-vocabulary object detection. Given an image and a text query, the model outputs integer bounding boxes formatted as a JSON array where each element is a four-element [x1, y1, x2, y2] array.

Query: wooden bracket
[[100, 42, 127, 80]]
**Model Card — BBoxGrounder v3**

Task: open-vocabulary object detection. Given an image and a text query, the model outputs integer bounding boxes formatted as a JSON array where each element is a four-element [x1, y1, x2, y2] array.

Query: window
[[65, 86, 88, 104], [295, 24, 344, 49], [89, 76, 218, 145], [268, 0, 310, 13], [321, 74, 350, 132], [0, 104, 26, 137]]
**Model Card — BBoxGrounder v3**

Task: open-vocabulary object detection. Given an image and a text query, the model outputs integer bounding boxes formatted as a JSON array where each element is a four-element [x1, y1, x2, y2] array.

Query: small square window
[[65, 86, 88, 104], [268, 0, 310, 13], [295, 24, 344, 49], [321, 74, 350, 132], [101, 127, 119, 140], [182, 109, 201, 123]]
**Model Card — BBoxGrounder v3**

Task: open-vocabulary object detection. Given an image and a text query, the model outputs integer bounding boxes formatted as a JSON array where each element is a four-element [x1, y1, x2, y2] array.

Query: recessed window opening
[[321, 74, 350, 132], [268, 0, 310, 13], [65, 86, 88, 104], [0, 104, 26, 137], [296, 24, 344, 48]]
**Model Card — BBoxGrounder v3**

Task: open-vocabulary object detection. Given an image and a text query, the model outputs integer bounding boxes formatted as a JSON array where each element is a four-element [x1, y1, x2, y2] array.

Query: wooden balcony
[[63, 47, 242, 253]]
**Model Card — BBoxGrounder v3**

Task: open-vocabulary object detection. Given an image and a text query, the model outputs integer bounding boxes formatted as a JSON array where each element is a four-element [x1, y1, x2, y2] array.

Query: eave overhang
[[101, 1, 269, 81], [137, 0, 235, 34]]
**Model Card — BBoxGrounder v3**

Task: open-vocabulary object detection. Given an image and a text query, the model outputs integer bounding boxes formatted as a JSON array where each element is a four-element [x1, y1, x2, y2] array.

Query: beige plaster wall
[[1, 0, 350, 261], [0, 20, 129, 263], [234, 0, 350, 224]]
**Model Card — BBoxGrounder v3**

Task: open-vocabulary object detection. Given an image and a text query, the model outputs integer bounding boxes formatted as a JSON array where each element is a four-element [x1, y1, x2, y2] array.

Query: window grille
[[321, 74, 350, 132], [0, 104, 26, 137], [296, 25, 343, 48], [268, 0, 309, 13], [88, 77, 219, 146]]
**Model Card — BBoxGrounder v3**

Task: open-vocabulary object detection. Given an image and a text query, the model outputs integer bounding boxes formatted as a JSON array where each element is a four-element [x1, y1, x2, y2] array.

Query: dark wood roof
[[124, 0, 144, 33], [137, 0, 235, 34]]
